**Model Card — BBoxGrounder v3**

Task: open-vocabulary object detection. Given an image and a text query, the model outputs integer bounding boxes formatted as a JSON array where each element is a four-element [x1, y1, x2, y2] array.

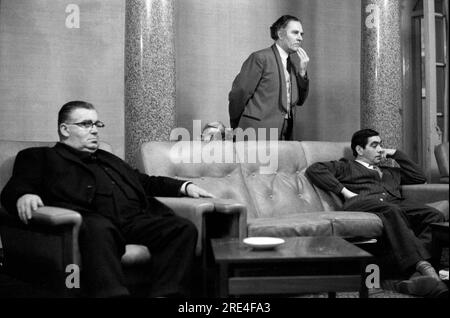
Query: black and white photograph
[[0, 0, 448, 309]]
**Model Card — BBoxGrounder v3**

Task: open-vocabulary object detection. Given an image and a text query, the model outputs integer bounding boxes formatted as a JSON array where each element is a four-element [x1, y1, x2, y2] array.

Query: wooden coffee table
[[211, 236, 374, 298]]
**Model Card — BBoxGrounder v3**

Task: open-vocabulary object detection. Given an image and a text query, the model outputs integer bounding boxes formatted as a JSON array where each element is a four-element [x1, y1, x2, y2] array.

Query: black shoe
[[397, 276, 438, 297], [428, 280, 449, 299], [397, 276, 448, 298]]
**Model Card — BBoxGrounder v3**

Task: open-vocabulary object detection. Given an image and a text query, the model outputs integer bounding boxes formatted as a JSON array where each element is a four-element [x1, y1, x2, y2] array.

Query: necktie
[[286, 56, 292, 74], [285, 56, 292, 117], [372, 165, 383, 178]]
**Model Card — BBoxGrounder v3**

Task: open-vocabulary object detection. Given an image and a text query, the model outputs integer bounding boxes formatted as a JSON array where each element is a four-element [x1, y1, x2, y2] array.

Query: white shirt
[[275, 44, 291, 118], [355, 160, 373, 170], [180, 181, 191, 195], [276, 44, 290, 79], [355, 160, 383, 177]]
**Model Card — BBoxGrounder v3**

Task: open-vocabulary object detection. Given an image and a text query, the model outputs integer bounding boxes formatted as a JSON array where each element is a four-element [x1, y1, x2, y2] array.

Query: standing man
[[305, 129, 448, 298], [1, 101, 215, 298], [229, 15, 310, 140]]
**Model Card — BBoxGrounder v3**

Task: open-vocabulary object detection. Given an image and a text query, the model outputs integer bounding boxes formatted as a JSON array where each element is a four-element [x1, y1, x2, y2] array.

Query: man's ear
[[59, 124, 70, 138], [277, 28, 285, 40], [356, 145, 364, 156]]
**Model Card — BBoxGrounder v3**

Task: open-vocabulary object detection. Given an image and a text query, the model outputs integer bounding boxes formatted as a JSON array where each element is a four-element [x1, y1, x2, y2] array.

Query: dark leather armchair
[[0, 140, 246, 297], [435, 142, 449, 183]]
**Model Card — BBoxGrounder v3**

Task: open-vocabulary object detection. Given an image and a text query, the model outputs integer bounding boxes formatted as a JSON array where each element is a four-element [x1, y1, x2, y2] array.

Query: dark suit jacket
[[305, 150, 427, 206], [228, 44, 309, 139], [0, 142, 185, 216]]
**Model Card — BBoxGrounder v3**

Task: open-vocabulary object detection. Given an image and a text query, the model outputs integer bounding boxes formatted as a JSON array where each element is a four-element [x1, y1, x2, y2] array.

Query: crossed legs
[[344, 198, 444, 272]]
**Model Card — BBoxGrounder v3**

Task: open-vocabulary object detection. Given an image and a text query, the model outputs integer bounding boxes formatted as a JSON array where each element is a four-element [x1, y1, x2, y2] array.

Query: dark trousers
[[344, 197, 445, 273], [78, 212, 198, 297], [280, 117, 293, 141]]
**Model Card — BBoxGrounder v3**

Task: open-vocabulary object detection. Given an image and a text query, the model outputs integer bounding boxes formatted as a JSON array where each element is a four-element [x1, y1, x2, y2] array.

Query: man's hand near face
[[16, 194, 44, 224], [381, 148, 397, 160], [297, 47, 310, 77]]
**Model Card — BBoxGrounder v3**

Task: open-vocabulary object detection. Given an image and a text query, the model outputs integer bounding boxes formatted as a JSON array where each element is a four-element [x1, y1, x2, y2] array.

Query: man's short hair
[[270, 15, 300, 40], [351, 129, 380, 157], [58, 101, 95, 127], [202, 121, 226, 142]]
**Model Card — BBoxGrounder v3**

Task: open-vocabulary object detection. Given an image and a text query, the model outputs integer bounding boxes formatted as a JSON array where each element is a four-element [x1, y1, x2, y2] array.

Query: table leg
[[359, 261, 369, 298], [431, 231, 443, 269], [218, 264, 229, 297], [359, 286, 369, 298]]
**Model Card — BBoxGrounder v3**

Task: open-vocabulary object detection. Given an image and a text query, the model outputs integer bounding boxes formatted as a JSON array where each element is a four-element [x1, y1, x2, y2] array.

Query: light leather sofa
[[0, 140, 245, 297], [138, 140, 449, 241], [435, 142, 449, 184]]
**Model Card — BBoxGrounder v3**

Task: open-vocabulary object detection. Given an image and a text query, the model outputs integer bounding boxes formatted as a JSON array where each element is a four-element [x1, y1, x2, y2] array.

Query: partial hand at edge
[[341, 187, 358, 201], [16, 194, 44, 224]]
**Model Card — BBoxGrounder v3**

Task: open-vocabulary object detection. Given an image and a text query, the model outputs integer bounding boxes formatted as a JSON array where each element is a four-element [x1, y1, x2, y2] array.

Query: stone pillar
[[361, 0, 403, 149], [125, 0, 176, 166]]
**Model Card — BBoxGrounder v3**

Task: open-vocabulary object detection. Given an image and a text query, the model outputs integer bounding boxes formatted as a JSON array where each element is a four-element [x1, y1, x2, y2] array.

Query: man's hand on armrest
[[16, 194, 43, 224], [185, 183, 216, 199], [341, 187, 358, 201]]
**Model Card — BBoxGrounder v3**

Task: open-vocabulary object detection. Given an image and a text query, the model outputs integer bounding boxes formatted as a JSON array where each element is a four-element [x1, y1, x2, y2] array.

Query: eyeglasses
[[65, 120, 105, 129]]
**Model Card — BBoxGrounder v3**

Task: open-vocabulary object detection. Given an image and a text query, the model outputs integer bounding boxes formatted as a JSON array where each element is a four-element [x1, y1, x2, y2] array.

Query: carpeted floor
[[0, 275, 418, 298], [296, 247, 448, 298], [0, 272, 443, 298], [0, 248, 447, 298], [295, 280, 417, 298]]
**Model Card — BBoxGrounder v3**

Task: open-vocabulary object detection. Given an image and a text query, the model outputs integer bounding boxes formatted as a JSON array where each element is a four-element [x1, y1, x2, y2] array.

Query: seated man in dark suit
[[306, 129, 448, 298], [0, 100, 215, 298]]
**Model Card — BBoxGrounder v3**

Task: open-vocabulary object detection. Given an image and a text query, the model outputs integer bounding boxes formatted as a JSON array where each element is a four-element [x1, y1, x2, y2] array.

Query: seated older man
[[0, 101, 215, 298]]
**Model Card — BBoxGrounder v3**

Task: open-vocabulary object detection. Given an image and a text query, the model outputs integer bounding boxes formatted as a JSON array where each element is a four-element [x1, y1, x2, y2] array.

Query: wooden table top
[[212, 236, 373, 264]]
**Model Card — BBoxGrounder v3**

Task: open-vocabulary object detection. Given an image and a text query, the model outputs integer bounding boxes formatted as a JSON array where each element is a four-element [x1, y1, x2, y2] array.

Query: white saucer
[[243, 237, 285, 250]]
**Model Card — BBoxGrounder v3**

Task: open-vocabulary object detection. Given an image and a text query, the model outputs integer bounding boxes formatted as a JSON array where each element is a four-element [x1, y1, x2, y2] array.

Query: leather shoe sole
[[397, 276, 448, 298], [397, 276, 438, 297]]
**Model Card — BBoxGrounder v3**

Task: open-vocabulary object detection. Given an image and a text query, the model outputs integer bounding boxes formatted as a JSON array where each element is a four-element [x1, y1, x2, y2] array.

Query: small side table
[[431, 222, 449, 269]]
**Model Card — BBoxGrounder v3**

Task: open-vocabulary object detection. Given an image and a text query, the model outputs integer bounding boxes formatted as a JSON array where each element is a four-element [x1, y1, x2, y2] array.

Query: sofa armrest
[[0, 206, 82, 273], [207, 198, 247, 240], [155, 197, 247, 255], [0, 206, 82, 227], [401, 184, 449, 204], [155, 197, 214, 255], [31, 206, 82, 227]]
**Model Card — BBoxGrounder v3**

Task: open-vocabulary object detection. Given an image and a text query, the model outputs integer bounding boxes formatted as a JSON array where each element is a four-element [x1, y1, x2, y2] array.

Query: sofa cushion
[[440, 177, 450, 183], [238, 141, 326, 218], [248, 211, 383, 238], [426, 200, 449, 221], [247, 214, 333, 237], [300, 141, 353, 166], [320, 211, 383, 238], [309, 179, 345, 211]]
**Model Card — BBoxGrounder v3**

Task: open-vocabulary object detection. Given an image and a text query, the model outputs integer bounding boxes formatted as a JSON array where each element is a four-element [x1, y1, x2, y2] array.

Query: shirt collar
[[355, 159, 374, 169], [275, 43, 289, 62]]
